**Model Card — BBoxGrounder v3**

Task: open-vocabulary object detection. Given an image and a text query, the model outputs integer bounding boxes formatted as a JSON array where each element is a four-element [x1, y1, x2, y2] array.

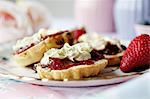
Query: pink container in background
[[75, 0, 115, 33]]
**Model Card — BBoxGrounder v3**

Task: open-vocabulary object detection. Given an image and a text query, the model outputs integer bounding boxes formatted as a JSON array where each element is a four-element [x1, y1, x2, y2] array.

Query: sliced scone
[[12, 29, 74, 67], [35, 43, 108, 80], [78, 34, 126, 66]]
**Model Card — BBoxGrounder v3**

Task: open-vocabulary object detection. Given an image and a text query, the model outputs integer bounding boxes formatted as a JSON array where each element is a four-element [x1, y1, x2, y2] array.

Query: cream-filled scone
[[78, 34, 126, 65], [13, 29, 74, 67], [36, 43, 108, 80]]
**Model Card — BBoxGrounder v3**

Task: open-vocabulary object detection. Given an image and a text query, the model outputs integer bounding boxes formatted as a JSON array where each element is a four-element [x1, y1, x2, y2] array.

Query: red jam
[[98, 42, 126, 55], [47, 58, 94, 70], [41, 50, 104, 70], [90, 50, 104, 61], [13, 43, 36, 55], [72, 27, 86, 40]]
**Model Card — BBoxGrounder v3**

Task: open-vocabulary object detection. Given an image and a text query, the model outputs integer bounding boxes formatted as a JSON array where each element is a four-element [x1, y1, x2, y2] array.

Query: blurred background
[[0, 0, 149, 43], [39, 0, 75, 18]]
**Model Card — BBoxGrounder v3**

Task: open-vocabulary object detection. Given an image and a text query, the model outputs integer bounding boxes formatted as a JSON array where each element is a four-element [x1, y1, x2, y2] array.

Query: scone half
[[35, 42, 108, 80], [13, 29, 74, 67], [78, 34, 126, 66], [36, 59, 108, 80], [13, 40, 47, 67]]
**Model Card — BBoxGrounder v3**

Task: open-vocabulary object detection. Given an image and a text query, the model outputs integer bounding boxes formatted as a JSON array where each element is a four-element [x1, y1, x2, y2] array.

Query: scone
[[78, 34, 126, 66], [12, 29, 74, 67], [35, 43, 108, 80]]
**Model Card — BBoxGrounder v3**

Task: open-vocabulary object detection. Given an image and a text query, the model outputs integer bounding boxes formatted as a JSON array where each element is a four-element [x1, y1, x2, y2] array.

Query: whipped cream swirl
[[40, 42, 93, 65], [78, 34, 122, 50]]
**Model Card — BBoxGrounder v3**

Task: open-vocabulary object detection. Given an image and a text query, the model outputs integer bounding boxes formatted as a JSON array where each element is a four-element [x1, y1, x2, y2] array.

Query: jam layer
[[40, 50, 104, 70], [98, 42, 126, 55]]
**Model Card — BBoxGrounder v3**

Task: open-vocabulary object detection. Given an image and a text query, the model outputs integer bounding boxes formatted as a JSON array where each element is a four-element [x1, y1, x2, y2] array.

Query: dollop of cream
[[13, 29, 60, 51], [40, 42, 93, 65], [78, 33, 122, 50]]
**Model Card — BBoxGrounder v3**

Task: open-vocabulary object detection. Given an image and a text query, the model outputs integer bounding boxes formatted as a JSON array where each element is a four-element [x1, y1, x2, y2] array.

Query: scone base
[[36, 59, 108, 80]]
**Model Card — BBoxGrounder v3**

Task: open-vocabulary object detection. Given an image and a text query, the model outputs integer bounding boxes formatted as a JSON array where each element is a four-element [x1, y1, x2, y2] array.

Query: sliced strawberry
[[120, 34, 150, 72], [72, 27, 86, 40]]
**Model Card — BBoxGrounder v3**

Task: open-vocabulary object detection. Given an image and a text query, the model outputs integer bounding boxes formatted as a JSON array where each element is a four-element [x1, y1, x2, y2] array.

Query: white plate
[[0, 40, 148, 87]]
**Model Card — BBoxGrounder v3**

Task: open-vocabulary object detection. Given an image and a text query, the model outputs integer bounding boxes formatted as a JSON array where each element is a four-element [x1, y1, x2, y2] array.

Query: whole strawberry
[[120, 34, 150, 72]]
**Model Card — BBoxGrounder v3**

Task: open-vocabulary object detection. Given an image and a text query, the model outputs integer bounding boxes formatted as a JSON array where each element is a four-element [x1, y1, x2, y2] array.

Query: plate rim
[[0, 71, 144, 87]]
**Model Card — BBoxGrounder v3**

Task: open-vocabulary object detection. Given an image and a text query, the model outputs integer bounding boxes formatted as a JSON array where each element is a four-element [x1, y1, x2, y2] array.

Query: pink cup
[[75, 0, 115, 33]]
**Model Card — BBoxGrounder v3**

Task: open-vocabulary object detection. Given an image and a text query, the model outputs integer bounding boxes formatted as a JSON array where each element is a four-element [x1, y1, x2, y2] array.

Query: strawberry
[[72, 27, 86, 40], [120, 34, 150, 72]]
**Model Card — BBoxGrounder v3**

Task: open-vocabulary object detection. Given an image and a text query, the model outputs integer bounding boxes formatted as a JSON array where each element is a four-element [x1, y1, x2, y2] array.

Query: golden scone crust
[[36, 59, 108, 80], [13, 32, 74, 67], [13, 41, 47, 67], [104, 51, 124, 66]]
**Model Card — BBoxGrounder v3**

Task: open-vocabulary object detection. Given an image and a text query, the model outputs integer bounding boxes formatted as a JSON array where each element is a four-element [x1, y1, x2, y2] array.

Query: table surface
[[0, 78, 116, 99], [0, 18, 149, 99]]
